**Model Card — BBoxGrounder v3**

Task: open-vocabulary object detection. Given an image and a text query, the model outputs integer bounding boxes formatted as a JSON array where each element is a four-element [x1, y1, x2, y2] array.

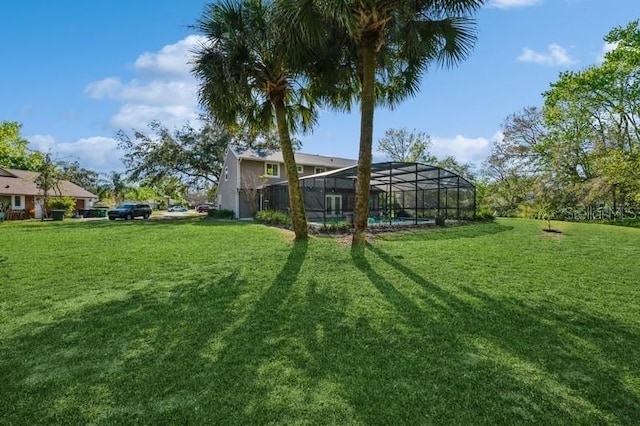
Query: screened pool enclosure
[[261, 162, 475, 226]]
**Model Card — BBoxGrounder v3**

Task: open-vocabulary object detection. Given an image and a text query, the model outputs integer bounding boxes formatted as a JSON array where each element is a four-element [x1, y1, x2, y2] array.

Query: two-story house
[[217, 146, 357, 219]]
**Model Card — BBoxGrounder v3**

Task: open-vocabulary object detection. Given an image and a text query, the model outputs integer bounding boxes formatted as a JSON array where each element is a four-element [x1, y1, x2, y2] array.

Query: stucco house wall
[[215, 146, 358, 220]]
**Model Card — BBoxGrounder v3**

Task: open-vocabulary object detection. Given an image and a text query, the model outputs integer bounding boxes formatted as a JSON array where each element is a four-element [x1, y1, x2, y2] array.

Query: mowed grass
[[0, 218, 639, 425]]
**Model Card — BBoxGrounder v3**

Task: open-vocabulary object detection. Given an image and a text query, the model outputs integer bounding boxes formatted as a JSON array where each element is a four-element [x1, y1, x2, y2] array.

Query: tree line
[[481, 20, 640, 221]]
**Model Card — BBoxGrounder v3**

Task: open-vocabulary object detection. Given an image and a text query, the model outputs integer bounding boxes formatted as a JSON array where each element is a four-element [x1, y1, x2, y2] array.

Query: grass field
[[1, 218, 639, 425]]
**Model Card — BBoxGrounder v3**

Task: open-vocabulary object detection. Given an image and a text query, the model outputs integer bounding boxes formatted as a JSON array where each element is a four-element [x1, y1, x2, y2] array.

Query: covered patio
[[261, 162, 476, 226]]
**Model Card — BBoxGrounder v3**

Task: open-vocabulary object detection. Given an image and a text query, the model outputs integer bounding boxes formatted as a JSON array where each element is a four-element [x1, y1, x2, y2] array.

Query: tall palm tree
[[193, 0, 320, 241], [288, 0, 484, 246]]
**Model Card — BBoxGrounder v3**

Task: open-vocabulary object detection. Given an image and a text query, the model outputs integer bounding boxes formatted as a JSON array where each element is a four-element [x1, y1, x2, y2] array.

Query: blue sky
[[1, 0, 636, 174]]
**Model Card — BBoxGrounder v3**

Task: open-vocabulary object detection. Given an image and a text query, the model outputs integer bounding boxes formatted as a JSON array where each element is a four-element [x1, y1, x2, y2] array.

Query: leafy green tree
[[482, 107, 547, 215], [100, 172, 130, 205], [377, 128, 437, 163], [543, 20, 640, 210], [193, 0, 318, 241], [0, 121, 43, 170], [34, 153, 62, 220], [124, 186, 161, 204], [437, 156, 476, 182], [117, 117, 278, 193], [292, 0, 484, 246], [58, 161, 101, 194], [148, 176, 189, 204]]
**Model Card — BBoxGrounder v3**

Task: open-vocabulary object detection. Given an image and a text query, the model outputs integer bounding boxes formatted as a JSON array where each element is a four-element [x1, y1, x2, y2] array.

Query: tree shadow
[[3, 235, 638, 424], [363, 242, 640, 424], [0, 240, 309, 424]]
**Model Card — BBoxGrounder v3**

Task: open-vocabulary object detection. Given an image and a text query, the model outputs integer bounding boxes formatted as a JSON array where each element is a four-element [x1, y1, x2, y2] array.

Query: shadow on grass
[[381, 221, 514, 242], [2, 237, 638, 424], [0, 240, 309, 424], [363, 243, 640, 424]]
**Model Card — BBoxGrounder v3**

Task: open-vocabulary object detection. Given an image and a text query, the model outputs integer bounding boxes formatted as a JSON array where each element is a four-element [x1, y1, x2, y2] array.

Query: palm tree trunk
[[352, 44, 376, 247], [273, 99, 308, 240]]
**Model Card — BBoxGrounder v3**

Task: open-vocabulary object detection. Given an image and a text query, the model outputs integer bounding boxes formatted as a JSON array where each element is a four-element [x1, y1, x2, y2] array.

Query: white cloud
[[29, 134, 123, 173], [84, 77, 123, 99], [109, 104, 199, 131], [86, 79, 197, 107], [430, 133, 496, 165], [134, 35, 205, 76], [488, 0, 541, 9], [517, 43, 576, 66], [84, 35, 202, 133], [596, 41, 618, 63]]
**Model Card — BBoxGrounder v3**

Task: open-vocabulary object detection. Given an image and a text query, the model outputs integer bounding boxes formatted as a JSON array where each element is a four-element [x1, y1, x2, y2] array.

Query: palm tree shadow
[[186, 239, 310, 421], [350, 245, 426, 324], [0, 271, 248, 424], [1, 238, 311, 424], [364, 243, 640, 424]]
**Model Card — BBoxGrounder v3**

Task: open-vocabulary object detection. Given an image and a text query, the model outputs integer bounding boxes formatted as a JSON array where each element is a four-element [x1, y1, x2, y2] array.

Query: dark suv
[[196, 204, 214, 213], [108, 203, 152, 220]]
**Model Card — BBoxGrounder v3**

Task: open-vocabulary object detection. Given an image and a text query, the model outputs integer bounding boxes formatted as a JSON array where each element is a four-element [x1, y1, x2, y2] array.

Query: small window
[[315, 167, 327, 174], [224, 166, 229, 182], [13, 195, 21, 208], [297, 165, 304, 174], [265, 163, 280, 177]]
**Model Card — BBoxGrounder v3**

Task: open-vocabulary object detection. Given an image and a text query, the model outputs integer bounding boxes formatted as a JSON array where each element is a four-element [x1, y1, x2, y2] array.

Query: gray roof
[[0, 168, 98, 198], [231, 146, 357, 169]]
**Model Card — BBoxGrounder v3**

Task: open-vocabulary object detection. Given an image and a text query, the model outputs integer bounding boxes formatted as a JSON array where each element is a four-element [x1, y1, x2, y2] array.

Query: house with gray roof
[[0, 168, 98, 219], [216, 146, 357, 219]]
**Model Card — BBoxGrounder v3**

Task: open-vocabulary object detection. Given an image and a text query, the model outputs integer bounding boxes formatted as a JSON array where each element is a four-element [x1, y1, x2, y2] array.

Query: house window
[[265, 163, 280, 177], [297, 165, 304, 174], [315, 167, 327, 174], [13, 195, 22, 208], [224, 166, 229, 182]]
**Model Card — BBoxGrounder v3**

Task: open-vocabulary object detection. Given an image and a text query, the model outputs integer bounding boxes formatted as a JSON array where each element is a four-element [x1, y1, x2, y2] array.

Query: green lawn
[[1, 218, 638, 425]]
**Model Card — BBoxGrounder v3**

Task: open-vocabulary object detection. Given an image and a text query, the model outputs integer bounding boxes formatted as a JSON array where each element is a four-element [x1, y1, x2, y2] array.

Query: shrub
[[517, 203, 537, 219], [319, 223, 351, 233], [475, 208, 495, 221], [208, 209, 234, 219], [254, 210, 290, 226], [48, 196, 76, 217]]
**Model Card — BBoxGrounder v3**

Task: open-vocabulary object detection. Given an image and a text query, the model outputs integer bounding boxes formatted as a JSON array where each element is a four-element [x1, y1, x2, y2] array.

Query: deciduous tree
[[0, 121, 43, 171], [376, 128, 437, 163]]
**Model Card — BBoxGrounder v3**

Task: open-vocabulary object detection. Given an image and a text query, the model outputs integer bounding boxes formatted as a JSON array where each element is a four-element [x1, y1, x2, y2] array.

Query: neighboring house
[[0, 168, 98, 219], [217, 146, 357, 219]]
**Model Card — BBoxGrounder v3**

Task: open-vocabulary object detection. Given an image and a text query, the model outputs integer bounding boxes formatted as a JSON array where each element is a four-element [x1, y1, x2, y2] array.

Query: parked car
[[196, 204, 214, 213], [168, 205, 188, 212], [108, 203, 152, 220]]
